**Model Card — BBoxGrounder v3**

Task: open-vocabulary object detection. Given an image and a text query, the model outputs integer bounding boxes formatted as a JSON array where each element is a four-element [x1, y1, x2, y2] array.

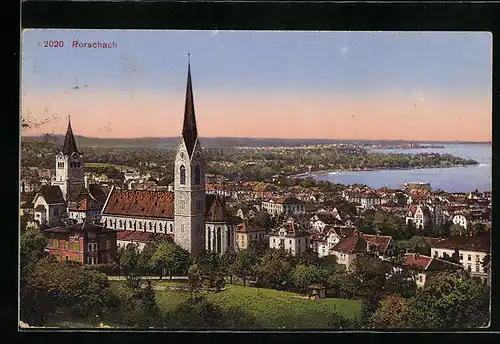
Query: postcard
[[19, 29, 491, 330]]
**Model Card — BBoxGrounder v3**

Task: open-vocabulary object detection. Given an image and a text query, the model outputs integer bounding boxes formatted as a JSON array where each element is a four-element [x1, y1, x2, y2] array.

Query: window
[[129, 221, 132, 228], [195, 165, 201, 185], [149, 222, 153, 231], [139, 222, 142, 230], [289, 240, 292, 245], [119, 220, 123, 228], [170, 224, 173, 233], [419, 275, 423, 282], [72, 242, 80, 252], [476, 264, 480, 273], [64, 241, 69, 250], [159, 223, 163, 232], [180, 165, 186, 185], [77, 162, 81, 168], [54, 240, 59, 249], [460, 254, 463, 261], [216, 227, 222, 254], [434, 251, 438, 258], [65, 256, 69, 261], [88, 243, 98, 252], [476, 255, 480, 262], [467, 265, 472, 272], [54, 208, 59, 216], [468, 254, 471, 261]]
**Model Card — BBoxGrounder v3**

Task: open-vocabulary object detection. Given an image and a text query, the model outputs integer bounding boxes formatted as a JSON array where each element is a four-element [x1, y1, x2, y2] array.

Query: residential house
[[430, 233, 490, 282], [405, 204, 432, 229], [32, 185, 67, 227], [330, 233, 367, 272], [269, 218, 310, 256], [361, 234, 397, 258], [45, 221, 118, 265], [313, 225, 357, 258], [395, 253, 464, 288], [262, 197, 306, 216], [234, 223, 267, 251]]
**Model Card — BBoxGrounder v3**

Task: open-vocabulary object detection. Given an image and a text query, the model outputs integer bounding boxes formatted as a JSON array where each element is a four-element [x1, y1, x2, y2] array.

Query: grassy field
[[155, 283, 361, 329]]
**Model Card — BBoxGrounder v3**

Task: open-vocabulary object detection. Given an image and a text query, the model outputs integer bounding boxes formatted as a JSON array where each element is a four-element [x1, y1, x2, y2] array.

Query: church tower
[[174, 58, 206, 255], [52, 117, 84, 201]]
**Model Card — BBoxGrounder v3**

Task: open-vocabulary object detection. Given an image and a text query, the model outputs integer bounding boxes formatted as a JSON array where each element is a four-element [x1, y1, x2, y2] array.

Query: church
[[101, 61, 235, 255]]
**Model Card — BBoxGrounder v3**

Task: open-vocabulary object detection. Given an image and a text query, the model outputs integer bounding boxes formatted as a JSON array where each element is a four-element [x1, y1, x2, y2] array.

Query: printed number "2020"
[[43, 40, 64, 48]]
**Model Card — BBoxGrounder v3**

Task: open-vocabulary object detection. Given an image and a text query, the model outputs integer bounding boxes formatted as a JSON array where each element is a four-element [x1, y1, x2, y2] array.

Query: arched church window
[[180, 165, 186, 185], [194, 165, 201, 185], [149, 222, 152, 231], [139, 222, 142, 230], [170, 224, 173, 232], [119, 220, 122, 228], [129, 221, 132, 228], [216, 227, 222, 254]]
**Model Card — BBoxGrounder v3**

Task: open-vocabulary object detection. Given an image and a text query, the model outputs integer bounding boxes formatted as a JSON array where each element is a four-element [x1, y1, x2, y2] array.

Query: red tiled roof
[[402, 253, 463, 271], [332, 235, 366, 254], [103, 189, 175, 218], [430, 233, 490, 253], [361, 234, 393, 253], [235, 223, 265, 233], [402, 253, 432, 269]]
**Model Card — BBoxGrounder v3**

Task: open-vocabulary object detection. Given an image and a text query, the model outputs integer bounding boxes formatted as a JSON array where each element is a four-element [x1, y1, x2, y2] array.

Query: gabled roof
[[332, 235, 367, 254], [62, 118, 80, 155], [275, 196, 304, 205], [181, 60, 198, 158], [36, 185, 65, 204], [401, 253, 463, 271], [102, 189, 175, 218], [430, 233, 490, 253], [235, 223, 265, 233], [361, 234, 393, 253]]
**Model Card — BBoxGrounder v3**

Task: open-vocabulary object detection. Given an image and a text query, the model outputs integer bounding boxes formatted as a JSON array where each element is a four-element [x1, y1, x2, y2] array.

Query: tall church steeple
[[63, 116, 80, 155], [174, 56, 206, 255], [52, 116, 84, 201], [182, 56, 198, 158]]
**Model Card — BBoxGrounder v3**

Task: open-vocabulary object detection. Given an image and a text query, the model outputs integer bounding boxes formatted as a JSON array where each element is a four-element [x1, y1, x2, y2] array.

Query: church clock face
[[195, 151, 201, 160]]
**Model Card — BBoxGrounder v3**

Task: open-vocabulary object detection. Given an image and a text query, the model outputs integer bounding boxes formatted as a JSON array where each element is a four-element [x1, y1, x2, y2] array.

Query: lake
[[312, 143, 491, 193]]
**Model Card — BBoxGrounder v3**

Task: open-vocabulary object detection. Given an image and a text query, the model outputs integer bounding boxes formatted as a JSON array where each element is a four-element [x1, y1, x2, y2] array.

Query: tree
[[119, 243, 140, 275], [231, 248, 258, 286], [257, 249, 294, 290], [219, 249, 236, 283], [187, 264, 203, 299], [20, 227, 48, 268], [370, 294, 409, 328], [385, 267, 417, 299], [138, 239, 160, 275], [150, 242, 190, 279], [137, 280, 161, 326], [451, 223, 466, 236], [291, 264, 328, 294], [402, 273, 490, 328]]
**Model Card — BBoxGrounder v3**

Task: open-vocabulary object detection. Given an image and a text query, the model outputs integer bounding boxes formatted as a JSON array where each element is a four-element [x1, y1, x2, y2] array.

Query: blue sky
[[22, 30, 491, 95]]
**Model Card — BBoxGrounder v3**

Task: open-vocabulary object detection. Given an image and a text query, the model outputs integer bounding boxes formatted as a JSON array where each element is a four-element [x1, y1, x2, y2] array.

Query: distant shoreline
[[290, 163, 480, 179]]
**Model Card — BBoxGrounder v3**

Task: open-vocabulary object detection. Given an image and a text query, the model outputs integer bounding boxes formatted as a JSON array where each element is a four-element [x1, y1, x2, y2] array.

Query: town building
[[394, 253, 464, 288], [45, 221, 118, 265], [261, 197, 306, 216], [330, 234, 367, 272], [269, 218, 310, 256], [430, 233, 490, 282], [234, 223, 267, 251]]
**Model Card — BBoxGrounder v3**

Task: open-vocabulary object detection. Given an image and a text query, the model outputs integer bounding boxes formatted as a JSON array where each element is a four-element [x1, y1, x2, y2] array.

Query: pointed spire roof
[[182, 56, 198, 157], [62, 117, 79, 155]]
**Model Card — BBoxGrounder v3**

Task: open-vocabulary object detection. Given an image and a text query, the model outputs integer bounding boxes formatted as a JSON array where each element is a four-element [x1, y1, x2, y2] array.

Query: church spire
[[182, 55, 198, 157], [62, 116, 79, 155]]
